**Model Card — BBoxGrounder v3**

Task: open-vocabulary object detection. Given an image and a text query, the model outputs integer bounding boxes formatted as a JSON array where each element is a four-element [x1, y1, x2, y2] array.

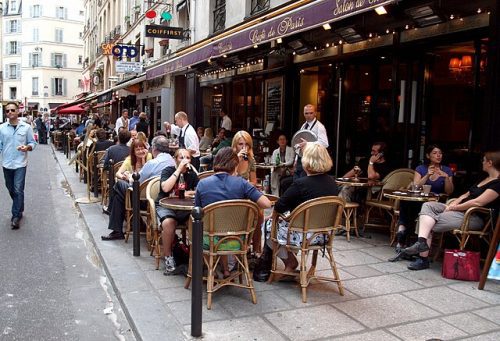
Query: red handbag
[[442, 249, 480, 281]]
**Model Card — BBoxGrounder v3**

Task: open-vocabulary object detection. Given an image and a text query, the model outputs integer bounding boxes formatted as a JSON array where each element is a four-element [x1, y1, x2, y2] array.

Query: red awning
[[57, 104, 86, 115]]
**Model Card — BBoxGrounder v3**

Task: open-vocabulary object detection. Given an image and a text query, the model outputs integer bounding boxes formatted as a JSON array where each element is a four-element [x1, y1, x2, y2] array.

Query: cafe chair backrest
[[203, 199, 259, 236], [288, 196, 345, 232], [377, 168, 415, 199], [198, 170, 215, 180]]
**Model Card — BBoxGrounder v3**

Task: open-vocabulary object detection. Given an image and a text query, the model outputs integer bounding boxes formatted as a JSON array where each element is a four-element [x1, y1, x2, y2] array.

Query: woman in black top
[[272, 143, 339, 272], [135, 112, 149, 138], [404, 150, 500, 270], [156, 149, 198, 275]]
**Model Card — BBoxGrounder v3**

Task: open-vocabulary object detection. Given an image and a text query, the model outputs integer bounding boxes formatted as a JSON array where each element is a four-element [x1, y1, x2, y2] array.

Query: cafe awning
[[57, 104, 87, 115], [147, 0, 395, 79]]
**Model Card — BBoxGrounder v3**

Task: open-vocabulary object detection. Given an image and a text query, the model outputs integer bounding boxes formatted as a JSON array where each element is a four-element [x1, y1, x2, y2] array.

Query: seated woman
[[94, 128, 114, 152], [269, 143, 339, 272], [395, 145, 454, 251], [403, 150, 500, 270], [270, 134, 295, 196], [195, 147, 271, 276], [101, 139, 152, 240], [156, 149, 198, 275], [199, 127, 214, 151]]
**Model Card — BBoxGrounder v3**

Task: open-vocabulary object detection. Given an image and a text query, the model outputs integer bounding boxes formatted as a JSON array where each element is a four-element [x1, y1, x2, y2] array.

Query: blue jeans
[[3, 166, 26, 219]]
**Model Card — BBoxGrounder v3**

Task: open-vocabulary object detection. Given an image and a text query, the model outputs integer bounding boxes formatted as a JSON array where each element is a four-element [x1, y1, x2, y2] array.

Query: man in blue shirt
[[0, 102, 37, 229], [128, 110, 140, 131]]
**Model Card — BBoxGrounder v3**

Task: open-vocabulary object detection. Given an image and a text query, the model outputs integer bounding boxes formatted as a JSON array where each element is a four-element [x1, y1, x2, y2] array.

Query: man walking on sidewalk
[[0, 102, 37, 229]]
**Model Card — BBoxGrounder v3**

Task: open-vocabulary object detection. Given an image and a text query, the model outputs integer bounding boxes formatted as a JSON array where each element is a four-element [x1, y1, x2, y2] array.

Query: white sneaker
[[163, 256, 176, 276]]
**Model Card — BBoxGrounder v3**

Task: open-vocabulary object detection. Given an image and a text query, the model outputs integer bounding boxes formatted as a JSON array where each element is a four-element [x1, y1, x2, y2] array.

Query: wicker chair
[[124, 176, 158, 247], [184, 199, 260, 310], [268, 196, 345, 303], [101, 160, 123, 207], [197, 170, 215, 180], [146, 177, 163, 269], [364, 168, 415, 244]]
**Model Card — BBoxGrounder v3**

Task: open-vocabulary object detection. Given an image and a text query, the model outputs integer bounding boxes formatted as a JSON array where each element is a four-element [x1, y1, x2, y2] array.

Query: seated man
[[199, 128, 231, 170], [340, 142, 391, 202], [101, 136, 175, 240]]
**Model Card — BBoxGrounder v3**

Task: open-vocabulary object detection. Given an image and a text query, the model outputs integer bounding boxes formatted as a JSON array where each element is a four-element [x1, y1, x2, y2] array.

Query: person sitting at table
[[94, 128, 114, 152], [195, 147, 272, 277], [156, 149, 199, 275], [199, 128, 230, 170], [340, 142, 391, 202], [232, 130, 257, 185], [199, 127, 214, 151], [265, 142, 339, 274], [403, 150, 500, 271], [101, 137, 166, 241], [270, 133, 295, 196], [135, 112, 149, 138], [395, 145, 454, 253], [196, 126, 205, 141]]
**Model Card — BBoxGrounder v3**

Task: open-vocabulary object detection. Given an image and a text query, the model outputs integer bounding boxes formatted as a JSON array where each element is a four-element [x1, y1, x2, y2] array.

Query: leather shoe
[[11, 217, 20, 230], [101, 231, 124, 240], [404, 240, 429, 255]]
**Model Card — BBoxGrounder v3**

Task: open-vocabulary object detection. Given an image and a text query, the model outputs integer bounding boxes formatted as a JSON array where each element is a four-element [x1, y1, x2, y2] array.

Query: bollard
[[132, 172, 141, 257], [93, 151, 99, 198], [191, 206, 204, 337], [63, 133, 67, 156]]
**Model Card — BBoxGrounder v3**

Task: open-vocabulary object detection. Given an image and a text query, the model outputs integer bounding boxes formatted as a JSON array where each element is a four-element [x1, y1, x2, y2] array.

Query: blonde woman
[[199, 127, 214, 151], [231, 130, 257, 184]]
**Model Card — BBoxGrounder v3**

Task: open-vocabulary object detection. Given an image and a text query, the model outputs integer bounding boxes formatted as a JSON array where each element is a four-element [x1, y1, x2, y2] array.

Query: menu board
[[265, 77, 283, 126], [211, 95, 223, 116]]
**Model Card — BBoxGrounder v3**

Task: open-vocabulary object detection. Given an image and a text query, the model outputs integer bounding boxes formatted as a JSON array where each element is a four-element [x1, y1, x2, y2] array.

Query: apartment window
[[7, 64, 20, 79], [56, 7, 67, 19], [52, 78, 66, 96], [250, 0, 270, 15], [213, 0, 226, 33], [32, 5, 42, 18], [79, 10, 84, 16], [10, 87, 17, 100], [32, 77, 39, 96], [51, 53, 67, 68], [55, 28, 64, 43], [9, 1, 18, 13], [30, 53, 41, 67], [8, 20, 20, 33], [32, 28, 40, 42], [7, 41, 19, 55], [78, 55, 83, 64], [79, 32, 83, 39]]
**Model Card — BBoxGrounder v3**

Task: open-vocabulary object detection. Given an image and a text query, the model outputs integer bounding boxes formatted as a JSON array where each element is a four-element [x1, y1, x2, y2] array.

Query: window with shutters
[[32, 5, 41, 18], [56, 7, 67, 19], [55, 28, 64, 43], [30, 53, 41, 67], [54, 78, 65, 96], [10, 87, 17, 100], [9, 1, 18, 13], [213, 0, 225, 33], [8, 20, 20, 33], [8, 64, 19, 79], [53, 54, 64, 68], [8, 41, 19, 55], [32, 77, 39, 96]]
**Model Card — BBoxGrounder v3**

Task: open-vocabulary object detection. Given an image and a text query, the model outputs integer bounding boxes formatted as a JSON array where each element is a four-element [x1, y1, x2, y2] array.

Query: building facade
[[1, 0, 85, 114]]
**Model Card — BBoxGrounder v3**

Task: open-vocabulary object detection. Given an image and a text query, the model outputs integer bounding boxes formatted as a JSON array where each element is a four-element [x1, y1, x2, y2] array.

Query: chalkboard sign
[[211, 95, 223, 116], [265, 77, 283, 127]]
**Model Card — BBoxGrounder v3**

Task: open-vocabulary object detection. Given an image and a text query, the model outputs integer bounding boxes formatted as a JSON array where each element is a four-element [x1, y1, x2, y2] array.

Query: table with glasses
[[159, 196, 195, 211], [335, 177, 382, 187], [383, 189, 440, 202]]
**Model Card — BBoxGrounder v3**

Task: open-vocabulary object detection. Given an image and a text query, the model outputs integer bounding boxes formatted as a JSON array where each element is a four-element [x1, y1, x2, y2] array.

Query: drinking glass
[[422, 184, 432, 195], [353, 166, 361, 180]]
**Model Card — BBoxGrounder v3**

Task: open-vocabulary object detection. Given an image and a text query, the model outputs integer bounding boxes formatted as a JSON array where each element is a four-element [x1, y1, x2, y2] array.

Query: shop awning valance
[[57, 104, 87, 115]]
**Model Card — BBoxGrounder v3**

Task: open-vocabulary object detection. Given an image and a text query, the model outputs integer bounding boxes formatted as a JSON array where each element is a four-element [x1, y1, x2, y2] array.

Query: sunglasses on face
[[6, 108, 17, 113]]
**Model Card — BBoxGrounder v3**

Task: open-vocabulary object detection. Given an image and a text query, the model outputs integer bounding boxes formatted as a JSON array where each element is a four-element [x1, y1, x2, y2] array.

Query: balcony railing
[[251, 0, 270, 15], [213, 0, 226, 33]]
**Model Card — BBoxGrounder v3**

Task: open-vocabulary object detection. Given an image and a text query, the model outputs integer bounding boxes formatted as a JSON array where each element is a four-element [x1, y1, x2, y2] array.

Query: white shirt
[[220, 115, 232, 131], [271, 146, 295, 166], [170, 123, 200, 157], [115, 116, 129, 134], [300, 118, 328, 148]]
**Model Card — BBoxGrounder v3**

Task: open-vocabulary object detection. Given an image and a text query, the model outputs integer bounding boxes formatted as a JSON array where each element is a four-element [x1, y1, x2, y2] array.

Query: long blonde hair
[[231, 130, 254, 159]]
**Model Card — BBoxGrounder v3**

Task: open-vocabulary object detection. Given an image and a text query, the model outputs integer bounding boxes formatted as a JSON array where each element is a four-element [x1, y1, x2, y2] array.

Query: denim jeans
[[3, 166, 26, 219]]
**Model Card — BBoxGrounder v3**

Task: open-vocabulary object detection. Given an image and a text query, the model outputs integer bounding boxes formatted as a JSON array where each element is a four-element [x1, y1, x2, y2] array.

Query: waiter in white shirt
[[164, 111, 201, 170], [219, 109, 232, 133], [294, 104, 329, 179]]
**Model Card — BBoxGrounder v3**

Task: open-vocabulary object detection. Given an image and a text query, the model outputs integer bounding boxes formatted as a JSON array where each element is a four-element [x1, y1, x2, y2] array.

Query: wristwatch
[[369, 161, 374, 165]]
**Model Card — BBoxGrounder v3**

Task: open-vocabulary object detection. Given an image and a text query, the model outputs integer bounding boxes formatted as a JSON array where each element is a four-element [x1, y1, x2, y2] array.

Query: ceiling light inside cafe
[[276, 37, 282, 44], [323, 23, 331, 30], [375, 6, 387, 15]]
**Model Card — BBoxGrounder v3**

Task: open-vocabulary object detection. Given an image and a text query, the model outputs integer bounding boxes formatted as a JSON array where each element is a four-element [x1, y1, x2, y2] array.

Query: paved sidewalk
[[53, 145, 500, 341]]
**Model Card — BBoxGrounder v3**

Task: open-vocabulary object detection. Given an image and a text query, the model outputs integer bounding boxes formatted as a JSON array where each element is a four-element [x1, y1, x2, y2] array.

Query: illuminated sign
[[112, 45, 139, 58], [145, 25, 184, 39]]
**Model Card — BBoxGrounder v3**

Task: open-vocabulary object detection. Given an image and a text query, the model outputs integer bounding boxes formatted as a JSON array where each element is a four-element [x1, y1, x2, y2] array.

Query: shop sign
[[147, 0, 394, 79], [199, 73, 218, 83], [145, 25, 184, 39], [237, 62, 264, 75], [218, 69, 236, 79], [97, 91, 113, 103], [116, 61, 143, 74], [102, 43, 139, 58]]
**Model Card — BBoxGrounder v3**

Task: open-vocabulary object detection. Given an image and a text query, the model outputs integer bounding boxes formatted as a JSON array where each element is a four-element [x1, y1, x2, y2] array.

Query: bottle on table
[[275, 153, 281, 166], [178, 173, 186, 199]]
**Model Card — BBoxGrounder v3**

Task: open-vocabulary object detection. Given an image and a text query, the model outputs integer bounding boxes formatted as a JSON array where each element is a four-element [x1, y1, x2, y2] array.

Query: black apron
[[179, 124, 189, 149], [293, 120, 317, 180]]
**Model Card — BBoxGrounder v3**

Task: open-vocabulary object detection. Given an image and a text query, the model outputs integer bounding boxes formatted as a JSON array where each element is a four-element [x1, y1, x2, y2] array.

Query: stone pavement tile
[[158, 286, 193, 304], [459, 331, 500, 340], [335, 294, 440, 328], [472, 306, 500, 325], [442, 312, 499, 335], [358, 231, 392, 246], [317, 268, 357, 280], [333, 238, 372, 251], [388, 318, 467, 340], [360, 245, 399, 261], [144, 269, 186, 290], [448, 282, 500, 305], [216, 288, 292, 317], [403, 287, 489, 314], [264, 305, 365, 340], [330, 329, 400, 341], [274, 282, 358, 307], [168, 300, 232, 325], [343, 274, 423, 298], [398, 266, 457, 287], [132, 253, 160, 272], [368, 261, 410, 274], [334, 250, 383, 267], [341, 265, 383, 278], [186, 316, 285, 341]]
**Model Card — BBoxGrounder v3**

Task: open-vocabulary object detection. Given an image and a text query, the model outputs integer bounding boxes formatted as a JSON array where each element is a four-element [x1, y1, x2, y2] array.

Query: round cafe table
[[383, 189, 440, 202], [335, 177, 382, 187], [159, 197, 195, 211]]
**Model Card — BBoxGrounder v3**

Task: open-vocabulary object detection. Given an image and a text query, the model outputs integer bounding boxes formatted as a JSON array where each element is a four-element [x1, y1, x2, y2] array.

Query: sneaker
[[408, 257, 430, 271], [403, 240, 429, 255], [163, 256, 176, 276]]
